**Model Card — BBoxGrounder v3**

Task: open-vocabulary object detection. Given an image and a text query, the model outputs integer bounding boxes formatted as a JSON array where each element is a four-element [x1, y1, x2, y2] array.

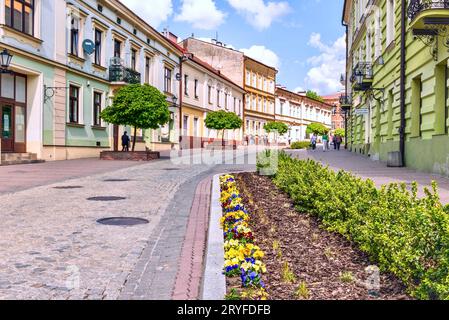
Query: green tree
[[264, 121, 289, 143], [306, 122, 329, 136], [306, 90, 324, 102], [205, 110, 242, 147], [334, 128, 346, 137], [101, 84, 170, 151]]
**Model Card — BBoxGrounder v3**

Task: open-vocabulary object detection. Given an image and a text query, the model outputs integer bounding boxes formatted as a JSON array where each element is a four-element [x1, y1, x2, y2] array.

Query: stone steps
[[0, 153, 45, 166]]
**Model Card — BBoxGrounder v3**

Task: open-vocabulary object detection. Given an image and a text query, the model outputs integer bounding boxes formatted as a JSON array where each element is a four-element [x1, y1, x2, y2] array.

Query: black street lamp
[[0, 49, 13, 73]]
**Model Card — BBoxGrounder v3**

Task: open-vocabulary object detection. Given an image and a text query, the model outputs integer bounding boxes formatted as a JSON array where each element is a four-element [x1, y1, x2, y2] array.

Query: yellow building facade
[[180, 55, 245, 149], [244, 57, 277, 145]]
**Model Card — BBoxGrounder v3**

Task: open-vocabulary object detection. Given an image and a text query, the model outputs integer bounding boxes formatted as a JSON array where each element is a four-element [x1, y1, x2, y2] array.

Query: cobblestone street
[[0, 152, 255, 300]]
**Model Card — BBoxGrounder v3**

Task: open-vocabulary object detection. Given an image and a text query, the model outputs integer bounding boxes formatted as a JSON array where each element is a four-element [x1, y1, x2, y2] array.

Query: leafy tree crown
[[306, 90, 324, 102], [306, 122, 329, 135], [100, 84, 170, 129], [264, 121, 289, 136], [205, 110, 242, 130]]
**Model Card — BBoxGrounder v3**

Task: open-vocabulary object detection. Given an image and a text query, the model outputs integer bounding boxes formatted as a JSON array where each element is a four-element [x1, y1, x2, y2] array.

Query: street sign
[[353, 108, 369, 115]]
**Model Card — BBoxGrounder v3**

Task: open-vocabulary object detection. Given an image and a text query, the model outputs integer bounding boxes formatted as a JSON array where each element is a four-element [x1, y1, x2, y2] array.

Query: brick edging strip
[[172, 177, 213, 300]]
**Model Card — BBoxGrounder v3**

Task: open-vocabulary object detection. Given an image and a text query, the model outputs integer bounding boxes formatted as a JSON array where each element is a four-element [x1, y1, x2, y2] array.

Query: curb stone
[[201, 174, 226, 300]]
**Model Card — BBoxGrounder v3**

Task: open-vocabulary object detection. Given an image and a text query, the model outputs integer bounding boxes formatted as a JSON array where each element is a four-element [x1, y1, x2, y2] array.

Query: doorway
[[1, 105, 14, 152]]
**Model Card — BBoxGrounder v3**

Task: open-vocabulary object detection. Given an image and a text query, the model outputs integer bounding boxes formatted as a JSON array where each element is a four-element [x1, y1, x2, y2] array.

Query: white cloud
[[120, 0, 173, 29], [175, 0, 226, 30], [227, 0, 291, 31], [240, 45, 280, 69], [302, 33, 346, 95]]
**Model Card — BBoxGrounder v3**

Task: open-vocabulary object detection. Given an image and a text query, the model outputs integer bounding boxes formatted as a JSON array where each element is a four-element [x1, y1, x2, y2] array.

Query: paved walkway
[[287, 149, 449, 204], [0, 158, 143, 195], [0, 150, 255, 300]]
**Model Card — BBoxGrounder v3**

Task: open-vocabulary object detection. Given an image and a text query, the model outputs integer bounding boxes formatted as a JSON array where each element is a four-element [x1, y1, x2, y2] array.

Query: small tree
[[306, 122, 329, 136], [205, 110, 242, 147], [264, 121, 289, 143], [101, 84, 170, 151], [306, 90, 324, 102], [334, 128, 346, 137]]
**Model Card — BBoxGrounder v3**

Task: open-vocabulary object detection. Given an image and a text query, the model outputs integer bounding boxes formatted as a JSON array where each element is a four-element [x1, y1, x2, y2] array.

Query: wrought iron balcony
[[351, 62, 373, 91], [109, 58, 141, 84], [339, 95, 352, 110], [408, 0, 449, 28]]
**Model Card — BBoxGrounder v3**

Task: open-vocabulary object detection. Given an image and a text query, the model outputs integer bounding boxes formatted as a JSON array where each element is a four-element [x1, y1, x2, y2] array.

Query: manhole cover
[[54, 186, 83, 190], [97, 217, 149, 226], [87, 196, 127, 201], [103, 179, 131, 182]]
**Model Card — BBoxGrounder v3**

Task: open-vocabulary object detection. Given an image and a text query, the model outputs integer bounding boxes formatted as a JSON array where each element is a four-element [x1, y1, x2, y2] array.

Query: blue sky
[[120, 0, 346, 96]]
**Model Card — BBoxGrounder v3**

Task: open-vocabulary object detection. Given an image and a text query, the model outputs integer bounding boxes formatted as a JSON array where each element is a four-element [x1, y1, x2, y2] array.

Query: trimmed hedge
[[269, 152, 449, 300], [290, 141, 310, 150]]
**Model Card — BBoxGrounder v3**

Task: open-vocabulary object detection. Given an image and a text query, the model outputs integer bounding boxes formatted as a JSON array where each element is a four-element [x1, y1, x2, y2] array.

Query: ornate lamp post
[[0, 49, 13, 73]]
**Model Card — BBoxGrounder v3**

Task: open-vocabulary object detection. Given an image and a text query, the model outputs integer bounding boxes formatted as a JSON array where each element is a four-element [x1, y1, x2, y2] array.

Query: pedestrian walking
[[311, 134, 317, 150], [336, 135, 343, 151], [122, 131, 130, 152], [322, 132, 329, 152], [333, 134, 338, 150]]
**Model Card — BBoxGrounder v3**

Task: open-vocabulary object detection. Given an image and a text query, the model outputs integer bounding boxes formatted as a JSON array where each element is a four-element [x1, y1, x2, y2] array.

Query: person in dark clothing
[[335, 135, 343, 150], [333, 135, 338, 150], [122, 131, 130, 152]]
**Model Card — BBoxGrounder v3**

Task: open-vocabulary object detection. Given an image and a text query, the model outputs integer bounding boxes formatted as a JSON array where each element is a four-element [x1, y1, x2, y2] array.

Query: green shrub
[[270, 151, 449, 300], [290, 141, 311, 150]]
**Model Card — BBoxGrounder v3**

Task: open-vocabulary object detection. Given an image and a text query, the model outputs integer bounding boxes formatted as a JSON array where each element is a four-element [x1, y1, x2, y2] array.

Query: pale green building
[[342, 0, 449, 175]]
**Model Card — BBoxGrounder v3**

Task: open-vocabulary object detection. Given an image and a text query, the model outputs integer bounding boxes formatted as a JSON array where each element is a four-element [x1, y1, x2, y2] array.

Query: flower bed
[[219, 174, 268, 300], [270, 152, 449, 300]]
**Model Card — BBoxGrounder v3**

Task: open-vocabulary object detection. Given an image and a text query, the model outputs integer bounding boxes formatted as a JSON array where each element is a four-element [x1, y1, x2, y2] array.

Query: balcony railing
[[109, 58, 141, 84], [408, 0, 449, 21], [351, 62, 373, 82], [339, 95, 352, 107]]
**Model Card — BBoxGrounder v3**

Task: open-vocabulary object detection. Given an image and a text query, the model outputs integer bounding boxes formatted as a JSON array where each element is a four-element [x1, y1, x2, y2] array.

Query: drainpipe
[[344, 24, 349, 149], [399, 0, 406, 167], [179, 57, 183, 150]]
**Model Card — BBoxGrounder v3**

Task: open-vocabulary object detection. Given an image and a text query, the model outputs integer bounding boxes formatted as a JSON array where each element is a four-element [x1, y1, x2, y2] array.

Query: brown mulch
[[232, 172, 412, 300]]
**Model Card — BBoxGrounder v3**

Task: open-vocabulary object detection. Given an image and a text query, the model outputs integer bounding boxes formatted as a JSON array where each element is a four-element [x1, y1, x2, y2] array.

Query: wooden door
[[1, 105, 14, 152]]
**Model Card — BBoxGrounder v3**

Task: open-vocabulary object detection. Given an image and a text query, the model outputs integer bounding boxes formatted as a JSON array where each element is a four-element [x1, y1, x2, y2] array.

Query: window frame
[[69, 85, 80, 124], [164, 67, 173, 94], [5, 0, 35, 36], [94, 28, 103, 66], [93, 91, 102, 126]]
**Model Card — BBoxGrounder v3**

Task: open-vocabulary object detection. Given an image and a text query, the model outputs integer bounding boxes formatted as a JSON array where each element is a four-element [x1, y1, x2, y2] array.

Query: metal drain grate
[[87, 196, 127, 201], [97, 217, 149, 226], [54, 186, 84, 190]]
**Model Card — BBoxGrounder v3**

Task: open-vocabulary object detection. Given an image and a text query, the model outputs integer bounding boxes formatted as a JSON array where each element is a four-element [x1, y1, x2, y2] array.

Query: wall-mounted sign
[[82, 39, 95, 55], [353, 108, 369, 115]]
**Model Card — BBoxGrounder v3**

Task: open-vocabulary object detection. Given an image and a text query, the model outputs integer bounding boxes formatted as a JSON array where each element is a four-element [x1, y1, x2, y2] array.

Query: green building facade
[[343, 0, 449, 175]]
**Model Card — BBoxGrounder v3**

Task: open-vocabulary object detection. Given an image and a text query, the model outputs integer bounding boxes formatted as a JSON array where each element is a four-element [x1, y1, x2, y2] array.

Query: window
[[411, 76, 422, 137], [194, 79, 199, 99], [94, 29, 102, 65], [69, 85, 79, 123], [164, 67, 172, 93], [386, 0, 395, 45], [70, 17, 80, 56], [145, 57, 151, 84], [208, 85, 212, 104], [131, 48, 137, 71], [183, 115, 189, 136], [225, 94, 228, 109], [246, 70, 251, 86], [114, 39, 121, 58], [93, 92, 102, 126], [184, 75, 189, 96], [217, 89, 220, 107], [194, 117, 199, 137], [5, 0, 35, 36], [233, 97, 236, 113]]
